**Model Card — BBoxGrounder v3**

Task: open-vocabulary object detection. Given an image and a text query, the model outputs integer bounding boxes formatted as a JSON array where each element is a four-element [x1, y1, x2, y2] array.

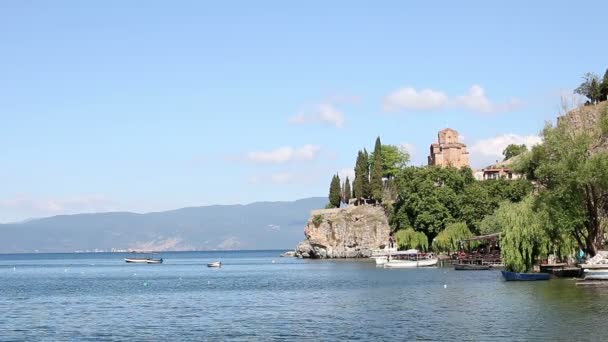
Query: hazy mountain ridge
[[0, 197, 326, 253]]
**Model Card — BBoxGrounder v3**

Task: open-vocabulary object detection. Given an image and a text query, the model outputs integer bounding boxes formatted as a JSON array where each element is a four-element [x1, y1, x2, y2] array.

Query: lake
[[1, 251, 607, 341]]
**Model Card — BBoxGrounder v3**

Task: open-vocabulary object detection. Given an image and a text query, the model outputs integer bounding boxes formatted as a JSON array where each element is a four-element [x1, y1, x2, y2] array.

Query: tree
[[502, 144, 527, 161], [499, 197, 550, 273], [591, 78, 601, 103], [394, 228, 429, 251], [601, 69, 608, 102], [370, 137, 384, 201], [328, 174, 342, 208], [390, 166, 533, 240], [517, 113, 608, 257], [370, 144, 410, 179], [575, 72, 600, 102], [343, 177, 352, 204], [432, 222, 474, 253], [361, 149, 371, 198]]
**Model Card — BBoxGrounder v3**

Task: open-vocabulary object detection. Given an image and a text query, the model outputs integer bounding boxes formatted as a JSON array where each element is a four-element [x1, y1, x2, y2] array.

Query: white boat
[[124, 252, 163, 264], [207, 261, 222, 268], [383, 251, 438, 268], [583, 268, 608, 280], [384, 258, 438, 268]]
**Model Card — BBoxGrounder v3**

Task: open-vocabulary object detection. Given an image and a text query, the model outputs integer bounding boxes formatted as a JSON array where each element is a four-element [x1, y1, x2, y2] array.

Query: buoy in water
[[271, 260, 276, 264], [444, 284, 447, 289]]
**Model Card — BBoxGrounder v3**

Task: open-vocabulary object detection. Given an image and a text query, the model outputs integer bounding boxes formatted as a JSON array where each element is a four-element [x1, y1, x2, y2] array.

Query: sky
[[1, 1, 607, 222]]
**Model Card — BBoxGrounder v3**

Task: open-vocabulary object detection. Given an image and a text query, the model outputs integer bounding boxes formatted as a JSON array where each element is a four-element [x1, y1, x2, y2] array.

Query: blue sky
[[1, 1, 607, 222]]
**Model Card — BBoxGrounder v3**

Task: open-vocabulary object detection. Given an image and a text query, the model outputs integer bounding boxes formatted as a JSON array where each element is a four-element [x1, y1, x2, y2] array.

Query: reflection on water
[[1, 251, 607, 341]]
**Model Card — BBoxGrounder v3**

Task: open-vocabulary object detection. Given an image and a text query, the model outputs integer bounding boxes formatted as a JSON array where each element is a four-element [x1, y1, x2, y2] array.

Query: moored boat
[[454, 263, 490, 271], [501, 270, 550, 281], [124, 252, 163, 264], [383, 251, 438, 268], [207, 261, 222, 268]]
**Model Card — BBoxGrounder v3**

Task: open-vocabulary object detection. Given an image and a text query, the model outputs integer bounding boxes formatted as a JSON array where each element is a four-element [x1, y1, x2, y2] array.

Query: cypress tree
[[591, 78, 601, 103], [344, 176, 352, 204], [361, 149, 371, 199], [370, 137, 383, 202], [329, 174, 342, 208], [601, 69, 608, 102], [354, 151, 363, 204]]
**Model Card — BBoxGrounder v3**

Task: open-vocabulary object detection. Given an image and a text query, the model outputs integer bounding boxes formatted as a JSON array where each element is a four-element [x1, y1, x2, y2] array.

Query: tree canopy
[[394, 228, 429, 251], [370, 137, 384, 202], [432, 222, 474, 253], [390, 166, 532, 240], [502, 144, 527, 161], [328, 174, 342, 208], [499, 197, 550, 273], [517, 110, 608, 256], [353, 149, 370, 203], [342, 177, 352, 204], [370, 144, 410, 179]]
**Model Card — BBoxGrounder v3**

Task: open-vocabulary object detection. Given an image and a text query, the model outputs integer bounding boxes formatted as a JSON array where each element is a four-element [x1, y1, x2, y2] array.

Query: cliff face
[[295, 205, 391, 258], [558, 101, 608, 153]]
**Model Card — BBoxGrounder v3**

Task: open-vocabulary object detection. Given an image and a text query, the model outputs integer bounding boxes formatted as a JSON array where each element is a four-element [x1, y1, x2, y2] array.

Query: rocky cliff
[[295, 205, 391, 258], [558, 101, 608, 153]]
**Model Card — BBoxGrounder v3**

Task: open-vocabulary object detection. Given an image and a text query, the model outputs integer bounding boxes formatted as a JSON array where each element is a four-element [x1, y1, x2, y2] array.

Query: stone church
[[428, 128, 470, 168]]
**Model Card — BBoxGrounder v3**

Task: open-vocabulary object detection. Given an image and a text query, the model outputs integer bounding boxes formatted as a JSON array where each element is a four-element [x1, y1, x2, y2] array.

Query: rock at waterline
[[295, 205, 391, 259]]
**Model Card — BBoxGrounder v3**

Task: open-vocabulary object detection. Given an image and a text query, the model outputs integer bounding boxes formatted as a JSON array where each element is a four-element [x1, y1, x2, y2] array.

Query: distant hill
[[0, 197, 326, 253]]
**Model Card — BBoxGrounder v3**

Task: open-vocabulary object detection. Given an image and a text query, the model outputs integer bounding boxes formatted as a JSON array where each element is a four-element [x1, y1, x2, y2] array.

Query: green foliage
[[575, 72, 601, 102], [390, 166, 533, 240], [432, 222, 474, 252], [312, 214, 324, 227], [370, 137, 384, 201], [328, 174, 342, 208], [502, 144, 527, 161], [353, 150, 370, 203], [518, 119, 608, 256], [499, 197, 550, 273], [371, 144, 410, 179], [601, 69, 608, 101], [342, 177, 352, 204], [478, 208, 502, 235], [394, 228, 429, 251]]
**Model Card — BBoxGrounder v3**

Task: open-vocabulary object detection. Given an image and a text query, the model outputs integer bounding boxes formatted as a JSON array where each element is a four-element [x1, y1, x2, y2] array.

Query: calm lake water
[[1, 250, 608, 341]]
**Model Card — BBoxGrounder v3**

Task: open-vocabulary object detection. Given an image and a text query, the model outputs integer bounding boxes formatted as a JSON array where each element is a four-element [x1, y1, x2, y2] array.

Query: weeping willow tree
[[394, 228, 429, 251], [498, 197, 550, 273], [432, 222, 475, 253]]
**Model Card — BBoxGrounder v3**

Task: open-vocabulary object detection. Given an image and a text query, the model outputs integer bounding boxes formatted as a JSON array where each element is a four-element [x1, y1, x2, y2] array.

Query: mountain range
[[0, 197, 326, 253]]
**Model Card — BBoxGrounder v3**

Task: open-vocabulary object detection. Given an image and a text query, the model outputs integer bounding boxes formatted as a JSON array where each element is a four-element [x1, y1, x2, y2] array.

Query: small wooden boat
[[454, 264, 490, 271], [124, 252, 163, 264], [207, 261, 221, 268], [501, 270, 550, 281]]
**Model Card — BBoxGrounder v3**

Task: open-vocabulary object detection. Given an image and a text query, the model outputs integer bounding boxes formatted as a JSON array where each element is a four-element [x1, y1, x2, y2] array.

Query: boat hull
[[501, 270, 550, 281], [583, 269, 608, 280], [207, 262, 222, 268], [455, 264, 490, 271], [124, 258, 163, 264], [384, 258, 438, 268]]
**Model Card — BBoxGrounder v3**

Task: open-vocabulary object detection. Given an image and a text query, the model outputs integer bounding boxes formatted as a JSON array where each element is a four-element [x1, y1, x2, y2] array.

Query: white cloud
[[246, 144, 321, 164], [399, 143, 416, 157], [454, 85, 521, 114], [382, 85, 521, 114], [469, 134, 542, 167], [383, 87, 448, 111], [289, 102, 346, 128], [270, 172, 294, 184]]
